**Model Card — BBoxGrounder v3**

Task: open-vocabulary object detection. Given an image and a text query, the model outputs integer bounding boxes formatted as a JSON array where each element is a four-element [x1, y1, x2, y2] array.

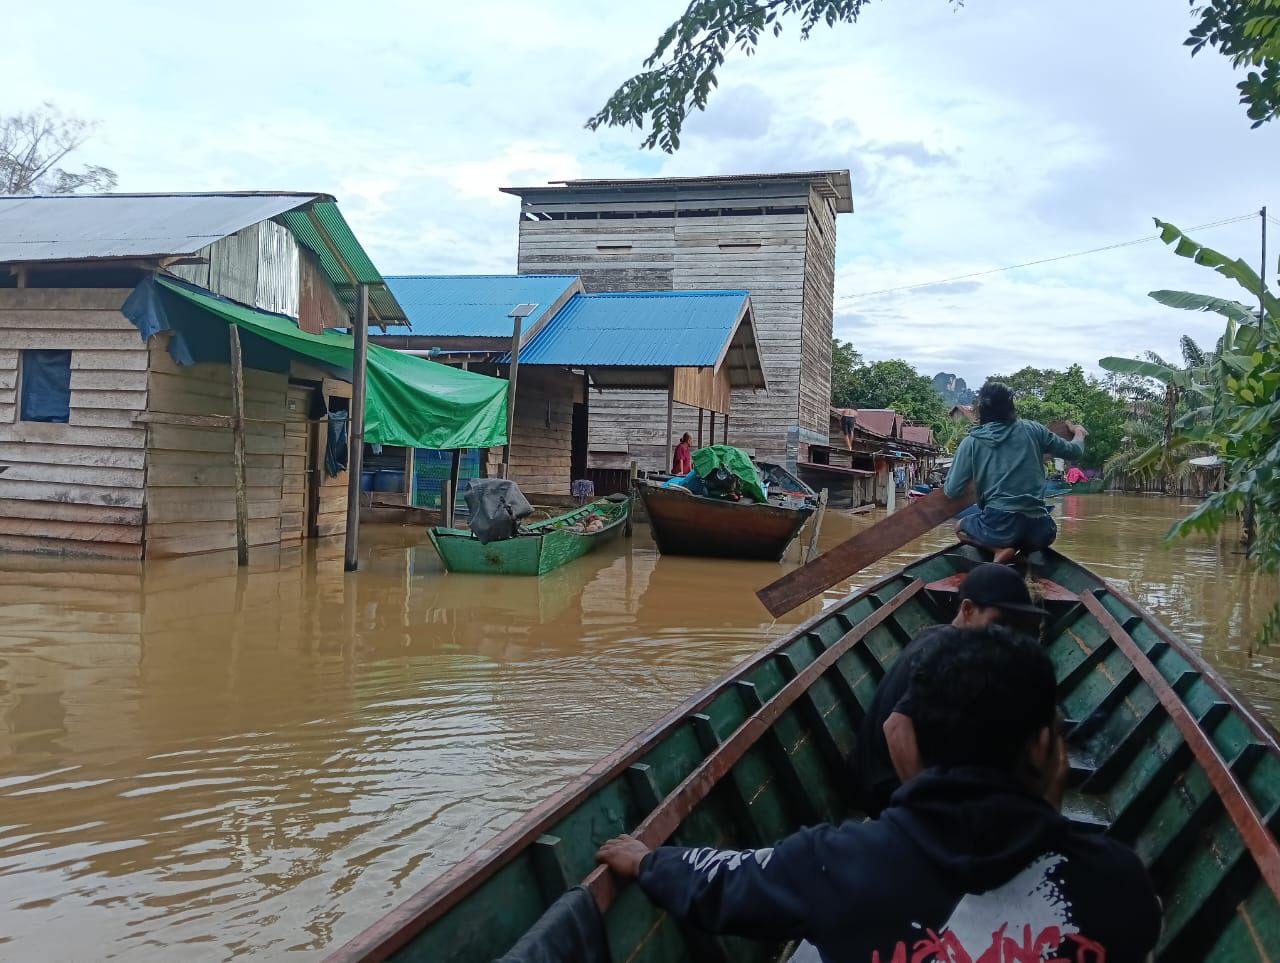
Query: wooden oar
[[756, 487, 974, 617]]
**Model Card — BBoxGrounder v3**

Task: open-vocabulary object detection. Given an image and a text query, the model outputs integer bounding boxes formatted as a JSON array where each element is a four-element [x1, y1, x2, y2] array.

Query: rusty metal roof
[[0, 192, 327, 263], [502, 170, 853, 213]]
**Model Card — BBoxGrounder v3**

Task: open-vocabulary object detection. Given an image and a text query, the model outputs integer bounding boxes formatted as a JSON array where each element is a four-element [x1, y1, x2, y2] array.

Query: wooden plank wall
[[282, 383, 311, 541], [515, 182, 825, 470], [0, 289, 148, 558], [798, 188, 838, 461], [313, 375, 351, 538], [143, 339, 288, 558], [483, 367, 574, 497]]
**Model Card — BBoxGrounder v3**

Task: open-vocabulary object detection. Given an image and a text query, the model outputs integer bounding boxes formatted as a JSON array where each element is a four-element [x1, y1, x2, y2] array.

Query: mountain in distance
[[932, 372, 975, 406]]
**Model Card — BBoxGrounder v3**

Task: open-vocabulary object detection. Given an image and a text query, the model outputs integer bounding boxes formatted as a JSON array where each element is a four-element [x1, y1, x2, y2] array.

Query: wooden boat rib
[[637, 480, 813, 561], [328, 545, 1280, 963], [427, 495, 632, 576]]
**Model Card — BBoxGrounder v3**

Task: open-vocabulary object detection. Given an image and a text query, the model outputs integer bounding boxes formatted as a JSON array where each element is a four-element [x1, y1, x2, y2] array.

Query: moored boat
[[328, 543, 1280, 963], [1068, 477, 1108, 494], [427, 494, 632, 576], [636, 479, 813, 561]]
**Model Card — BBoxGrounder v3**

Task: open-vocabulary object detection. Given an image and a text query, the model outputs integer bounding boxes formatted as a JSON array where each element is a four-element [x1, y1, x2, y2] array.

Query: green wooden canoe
[[427, 495, 632, 576], [329, 544, 1280, 962], [1069, 478, 1108, 494]]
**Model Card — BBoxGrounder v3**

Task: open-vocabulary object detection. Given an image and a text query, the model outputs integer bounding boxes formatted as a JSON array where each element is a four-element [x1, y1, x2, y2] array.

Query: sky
[[4, 0, 1277, 385]]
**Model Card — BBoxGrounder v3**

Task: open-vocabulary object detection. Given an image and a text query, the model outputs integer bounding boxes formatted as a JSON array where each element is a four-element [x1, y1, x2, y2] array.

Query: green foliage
[[933, 416, 970, 454], [586, 0, 958, 151], [830, 338, 863, 412], [1187, 0, 1280, 127], [833, 351, 948, 428], [1101, 220, 1280, 579], [982, 365, 1127, 469], [0, 103, 117, 194], [587, 1, 1277, 152]]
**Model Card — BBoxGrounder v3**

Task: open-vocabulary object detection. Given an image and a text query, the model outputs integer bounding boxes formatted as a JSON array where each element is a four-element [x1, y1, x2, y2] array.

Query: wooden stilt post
[[500, 304, 536, 480], [697, 408, 704, 448], [664, 377, 675, 474], [709, 411, 716, 449], [723, 413, 729, 445], [228, 324, 249, 567], [805, 488, 829, 563], [343, 283, 370, 572], [625, 459, 637, 537], [447, 448, 462, 527], [440, 480, 452, 530]]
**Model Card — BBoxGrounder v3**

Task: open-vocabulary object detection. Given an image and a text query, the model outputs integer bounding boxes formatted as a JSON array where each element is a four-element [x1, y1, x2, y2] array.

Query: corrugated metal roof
[[502, 170, 853, 213], [516, 290, 754, 370], [0, 192, 325, 262], [384, 275, 580, 336]]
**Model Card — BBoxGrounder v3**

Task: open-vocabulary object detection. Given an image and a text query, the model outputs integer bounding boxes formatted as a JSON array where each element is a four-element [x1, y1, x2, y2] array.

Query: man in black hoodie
[[597, 626, 1161, 963]]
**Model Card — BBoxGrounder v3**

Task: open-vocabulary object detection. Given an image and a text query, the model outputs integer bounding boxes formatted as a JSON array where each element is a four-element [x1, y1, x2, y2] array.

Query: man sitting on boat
[[597, 626, 1161, 963], [850, 563, 1047, 818], [944, 381, 1087, 564]]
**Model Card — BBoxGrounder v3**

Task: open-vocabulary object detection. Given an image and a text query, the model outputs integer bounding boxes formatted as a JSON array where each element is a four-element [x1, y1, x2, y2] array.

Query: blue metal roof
[[384, 275, 579, 337], [516, 291, 750, 367]]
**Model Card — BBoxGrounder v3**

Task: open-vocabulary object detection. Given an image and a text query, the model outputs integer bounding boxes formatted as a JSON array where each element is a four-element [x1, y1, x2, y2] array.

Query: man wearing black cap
[[850, 562, 1048, 817]]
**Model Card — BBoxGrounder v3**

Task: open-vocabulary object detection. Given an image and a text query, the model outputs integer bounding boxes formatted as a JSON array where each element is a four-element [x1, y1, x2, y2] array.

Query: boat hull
[[428, 496, 631, 576], [636, 481, 812, 561], [329, 544, 1280, 963]]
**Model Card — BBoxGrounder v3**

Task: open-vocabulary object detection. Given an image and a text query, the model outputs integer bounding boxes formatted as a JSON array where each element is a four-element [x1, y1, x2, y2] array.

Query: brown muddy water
[[0, 493, 1276, 959]]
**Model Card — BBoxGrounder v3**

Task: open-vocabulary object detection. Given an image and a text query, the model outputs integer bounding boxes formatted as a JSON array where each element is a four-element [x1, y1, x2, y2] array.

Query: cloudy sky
[[5, 0, 1277, 384]]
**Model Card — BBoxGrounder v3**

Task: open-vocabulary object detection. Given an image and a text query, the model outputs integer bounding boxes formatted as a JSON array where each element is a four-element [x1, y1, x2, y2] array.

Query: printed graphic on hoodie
[[878, 853, 1106, 963]]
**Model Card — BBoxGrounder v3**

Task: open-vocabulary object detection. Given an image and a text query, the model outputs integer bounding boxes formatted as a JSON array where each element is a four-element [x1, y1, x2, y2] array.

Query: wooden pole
[[228, 324, 249, 567], [709, 410, 716, 447], [664, 378, 675, 473], [805, 488, 829, 563], [440, 480, 452, 530], [722, 413, 729, 445], [697, 408, 704, 448], [625, 459, 637, 537], [447, 448, 462, 527], [501, 315, 523, 479], [343, 283, 369, 572]]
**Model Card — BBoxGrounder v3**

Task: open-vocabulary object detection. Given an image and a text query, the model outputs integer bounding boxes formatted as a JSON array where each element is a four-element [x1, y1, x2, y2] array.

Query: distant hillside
[[932, 372, 975, 405]]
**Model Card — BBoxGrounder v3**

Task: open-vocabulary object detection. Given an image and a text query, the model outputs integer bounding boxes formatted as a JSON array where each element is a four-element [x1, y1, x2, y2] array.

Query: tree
[[1100, 219, 1280, 571], [588, 0, 1279, 150], [830, 338, 863, 412], [0, 103, 117, 194], [834, 354, 948, 428], [982, 365, 1128, 469], [1187, 0, 1280, 127]]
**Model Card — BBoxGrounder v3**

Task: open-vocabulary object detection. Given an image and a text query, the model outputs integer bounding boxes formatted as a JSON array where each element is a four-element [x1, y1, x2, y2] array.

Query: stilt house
[[0, 192, 505, 559], [500, 171, 853, 470]]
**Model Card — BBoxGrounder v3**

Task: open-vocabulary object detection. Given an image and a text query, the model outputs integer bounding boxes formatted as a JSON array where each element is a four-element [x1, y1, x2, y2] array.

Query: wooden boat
[[328, 543, 1280, 963], [427, 495, 632, 576], [636, 480, 813, 561], [1068, 477, 1108, 494]]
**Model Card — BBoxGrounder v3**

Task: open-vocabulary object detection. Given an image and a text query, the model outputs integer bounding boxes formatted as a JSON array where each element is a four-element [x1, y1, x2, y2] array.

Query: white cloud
[[0, 0, 1275, 383]]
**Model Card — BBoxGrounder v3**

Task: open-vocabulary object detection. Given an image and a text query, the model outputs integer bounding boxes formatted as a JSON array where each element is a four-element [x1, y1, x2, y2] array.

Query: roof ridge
[[578, 290, 749, 298], [385, 273, 578, 280], [0, 191, 328, 200]]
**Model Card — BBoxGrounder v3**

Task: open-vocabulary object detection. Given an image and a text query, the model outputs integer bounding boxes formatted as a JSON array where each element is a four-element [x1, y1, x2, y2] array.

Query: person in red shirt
[[672, 432, 693, 475]]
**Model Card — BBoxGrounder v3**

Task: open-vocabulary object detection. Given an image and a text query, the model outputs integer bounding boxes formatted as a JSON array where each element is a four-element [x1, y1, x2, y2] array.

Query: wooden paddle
[[756, 487, 975, 617]]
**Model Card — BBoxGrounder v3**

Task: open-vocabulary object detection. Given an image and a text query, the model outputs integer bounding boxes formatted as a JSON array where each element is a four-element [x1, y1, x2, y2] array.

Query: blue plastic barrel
[[360, 471, 377, 491], [374, 469, 405, 492]]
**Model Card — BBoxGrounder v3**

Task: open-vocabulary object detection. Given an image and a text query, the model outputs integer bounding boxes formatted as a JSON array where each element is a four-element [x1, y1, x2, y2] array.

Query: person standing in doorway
[[672, 432, 693, 476]]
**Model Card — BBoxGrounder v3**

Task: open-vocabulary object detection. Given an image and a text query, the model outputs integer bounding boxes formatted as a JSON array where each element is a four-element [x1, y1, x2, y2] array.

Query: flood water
[[0, 493, 1276, 959]]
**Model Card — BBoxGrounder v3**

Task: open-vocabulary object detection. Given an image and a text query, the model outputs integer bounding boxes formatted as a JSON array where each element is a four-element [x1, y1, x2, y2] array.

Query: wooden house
[[800, 407, 939, 508], [500, 171, 853, 470], [0, 192, 501, 560], [375, 276, 766, 501], [949, 404, 977, 423]]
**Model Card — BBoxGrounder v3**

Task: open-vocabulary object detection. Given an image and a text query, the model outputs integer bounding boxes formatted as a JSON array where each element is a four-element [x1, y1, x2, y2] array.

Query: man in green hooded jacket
[[943, 382, 1087, 564]]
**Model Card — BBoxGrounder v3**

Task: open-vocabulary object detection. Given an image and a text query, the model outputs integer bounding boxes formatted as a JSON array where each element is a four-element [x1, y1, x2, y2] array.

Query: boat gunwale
[[323, 545, 925, 963], [327, 544, 1280, 962], [636, 478, 815, 522]]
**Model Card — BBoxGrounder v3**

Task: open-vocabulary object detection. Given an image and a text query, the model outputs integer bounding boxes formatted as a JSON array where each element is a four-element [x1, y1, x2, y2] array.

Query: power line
[[844, 213, 1258, 300]]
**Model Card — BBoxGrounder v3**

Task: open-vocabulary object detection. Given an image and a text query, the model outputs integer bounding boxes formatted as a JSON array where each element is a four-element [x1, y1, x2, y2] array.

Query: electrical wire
[[844, 213, 1259, 300]]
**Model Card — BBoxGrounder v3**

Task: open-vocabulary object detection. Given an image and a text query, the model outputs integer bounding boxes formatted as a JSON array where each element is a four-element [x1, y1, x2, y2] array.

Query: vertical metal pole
[[501, 316, 522, 479], [228, 325, 249, 567], [344, 283, 369, 572], [664, 378, 675, 473], [447, 448, 462, 527]]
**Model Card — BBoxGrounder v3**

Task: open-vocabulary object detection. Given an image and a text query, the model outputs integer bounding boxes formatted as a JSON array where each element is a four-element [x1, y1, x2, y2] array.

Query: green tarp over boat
[[123, 276, 509, 450], [690, 444, 768, 503]]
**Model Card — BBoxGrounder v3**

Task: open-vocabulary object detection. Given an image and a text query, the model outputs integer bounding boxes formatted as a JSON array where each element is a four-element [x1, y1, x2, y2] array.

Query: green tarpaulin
[[691, 444, 768, 503], [146, 277, 508, 450]]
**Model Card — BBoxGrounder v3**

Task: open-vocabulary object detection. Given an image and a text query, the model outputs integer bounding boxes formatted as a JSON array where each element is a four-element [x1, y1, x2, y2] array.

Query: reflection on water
[[0, 493, 1274, 958]]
